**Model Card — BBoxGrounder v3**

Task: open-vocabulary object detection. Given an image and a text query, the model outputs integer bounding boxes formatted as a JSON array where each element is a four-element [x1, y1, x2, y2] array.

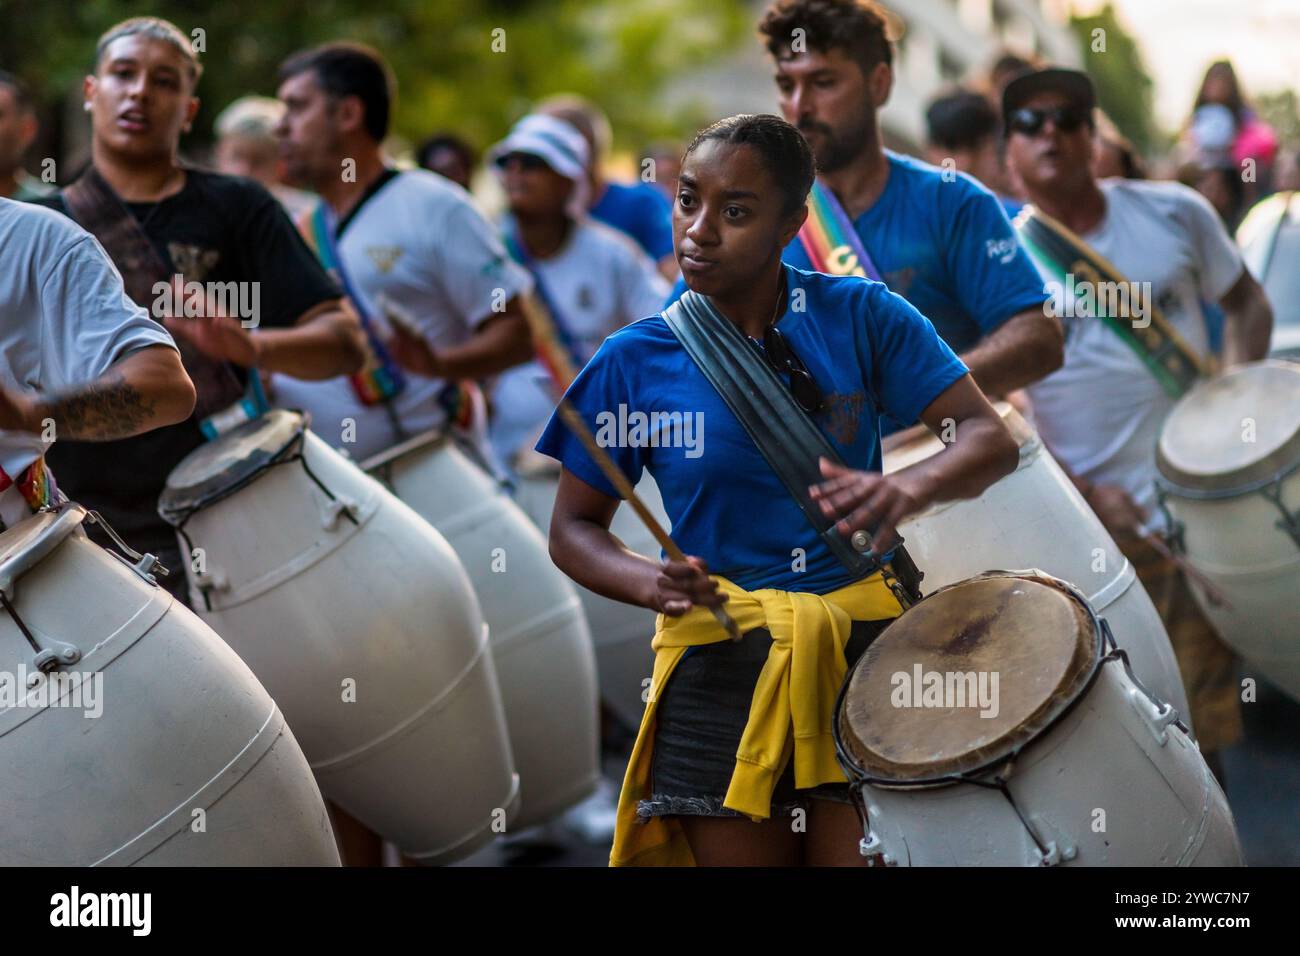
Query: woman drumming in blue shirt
[[536, 114, 1019, 867]]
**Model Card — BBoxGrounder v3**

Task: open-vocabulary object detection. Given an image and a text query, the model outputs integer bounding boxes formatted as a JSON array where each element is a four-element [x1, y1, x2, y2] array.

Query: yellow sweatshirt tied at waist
[[609, 569, 905, 867]]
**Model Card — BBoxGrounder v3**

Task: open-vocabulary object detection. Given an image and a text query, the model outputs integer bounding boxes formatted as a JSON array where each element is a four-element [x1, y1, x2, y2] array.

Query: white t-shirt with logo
[[1024, 179, 1245, 530], [488, 217, 670, 465], [0, 199, 178, 480], [271, 170, 533, 460]]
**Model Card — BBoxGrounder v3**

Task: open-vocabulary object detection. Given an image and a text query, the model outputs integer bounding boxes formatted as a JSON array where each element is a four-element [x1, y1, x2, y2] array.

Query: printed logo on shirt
[[167, 242, 220, 281], [594, 403, 704, 459], [366, 245, 404, 273], [822, 390, 868, 445], [985, 237, 1019, 265]]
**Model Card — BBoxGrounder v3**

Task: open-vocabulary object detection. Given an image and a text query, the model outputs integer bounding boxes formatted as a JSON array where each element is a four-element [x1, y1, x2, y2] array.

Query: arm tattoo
[[41, 371, 158, 441]]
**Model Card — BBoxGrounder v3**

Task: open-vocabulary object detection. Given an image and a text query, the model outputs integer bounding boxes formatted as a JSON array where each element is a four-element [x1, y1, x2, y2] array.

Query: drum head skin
[[158, 410, 307, 526], [837, 572, 1100, 784], [1157, 361, 1300, 494]]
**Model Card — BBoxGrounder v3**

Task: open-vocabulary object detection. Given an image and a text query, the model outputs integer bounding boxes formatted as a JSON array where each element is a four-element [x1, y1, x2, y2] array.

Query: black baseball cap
[[1002, 67, 1096, 122]]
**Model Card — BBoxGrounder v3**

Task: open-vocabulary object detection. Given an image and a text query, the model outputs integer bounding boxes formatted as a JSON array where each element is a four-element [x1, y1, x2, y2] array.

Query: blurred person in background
[[537, 93, 678, 282], [213, 95, 315, 219], [924, 87, 1023, 217], [1184, 60, 1278, 205], [1093, 112, 1146, 180], [643, 139, 684, 205], [416, 131, 477, 192], [1004, 67, 1273, 780], [486, 112, 668, 473], [0, 70, 53, 201]]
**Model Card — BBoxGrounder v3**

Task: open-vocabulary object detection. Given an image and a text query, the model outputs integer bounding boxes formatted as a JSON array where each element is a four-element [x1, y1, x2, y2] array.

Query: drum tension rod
[[293, 454, 359, 527], [1261, 478, 1300, 550], [0, 590, 65, 674]]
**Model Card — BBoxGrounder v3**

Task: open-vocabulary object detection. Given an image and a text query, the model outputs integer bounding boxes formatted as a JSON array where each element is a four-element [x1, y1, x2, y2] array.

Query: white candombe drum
[[883, 403, 1192, 726], [0, 504, 339, 865], [511, 459, 663, 732], [834, 571, 1243, 866], [1156, 360, 1300, 702], [359, 430, 599, 828], [158, 411, 518, 864]]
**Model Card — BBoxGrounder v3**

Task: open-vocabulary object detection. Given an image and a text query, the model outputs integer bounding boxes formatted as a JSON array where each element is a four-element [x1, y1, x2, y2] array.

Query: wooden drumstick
[[519, 295, 742, 642], [1141, 533, 1233, 610]]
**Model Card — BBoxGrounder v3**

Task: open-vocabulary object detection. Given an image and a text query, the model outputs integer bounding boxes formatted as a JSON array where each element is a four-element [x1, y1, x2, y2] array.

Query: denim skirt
[[636, 617, 894, 820]]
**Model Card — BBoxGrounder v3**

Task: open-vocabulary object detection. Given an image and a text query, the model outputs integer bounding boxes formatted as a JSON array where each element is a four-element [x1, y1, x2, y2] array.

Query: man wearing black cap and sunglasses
[[1004, 65, 1274, 780]]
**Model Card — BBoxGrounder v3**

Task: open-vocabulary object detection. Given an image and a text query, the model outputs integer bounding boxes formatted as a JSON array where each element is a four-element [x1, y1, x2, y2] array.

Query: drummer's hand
[[385, 319, 444, 378], [810, 457, 923, 555], [159, 276, 261, 368], [164, 312, 261, 368], [0, 385, 39, 433], [651, 556, 728, 617], [1084, 484, 1148, 539]]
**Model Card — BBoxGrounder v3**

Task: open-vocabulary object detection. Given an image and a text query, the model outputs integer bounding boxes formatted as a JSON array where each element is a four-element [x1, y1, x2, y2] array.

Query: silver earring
[[83, 102, 92, 113]]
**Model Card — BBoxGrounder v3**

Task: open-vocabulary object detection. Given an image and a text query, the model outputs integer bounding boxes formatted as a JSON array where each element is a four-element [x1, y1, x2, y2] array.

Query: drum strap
[[1013, 205, 1212, 398], [797, 179, 885, 282], [662, 290, 923, 606], [62, 166, 250, 422]]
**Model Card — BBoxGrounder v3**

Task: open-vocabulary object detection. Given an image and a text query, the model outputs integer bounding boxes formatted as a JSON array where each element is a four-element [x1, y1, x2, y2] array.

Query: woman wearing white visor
[[487, 113, 669, 473]]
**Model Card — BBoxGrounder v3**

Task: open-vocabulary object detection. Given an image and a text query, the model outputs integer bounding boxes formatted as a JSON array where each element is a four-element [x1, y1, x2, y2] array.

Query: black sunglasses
[[1007, 105, 1091, 137], [758, 326, 824, 414], [495, 151, 550, 172]]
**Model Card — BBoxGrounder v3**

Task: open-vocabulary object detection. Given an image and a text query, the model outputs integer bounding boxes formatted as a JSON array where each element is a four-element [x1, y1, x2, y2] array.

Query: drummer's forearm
[[255, 304, 366, 379], [32, 345, 197, 441], [550, 517, 662, 610], [897, 415, 1019, 507], [436, 309, 533, 380], [1218, 271, 1273, 367], [957, 309, 1063, 398]]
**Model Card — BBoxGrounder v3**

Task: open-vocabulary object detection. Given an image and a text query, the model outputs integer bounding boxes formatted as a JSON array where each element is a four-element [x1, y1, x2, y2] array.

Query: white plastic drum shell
[[176, 431, 518, 862], [1168, 478, 1300, 571], [860, 657, 1243, 866], [0, 524, 339, 866], [1158, 478, 1300, 702], [513, 471, 661, 732], [365, 437, 600, 827], [883, 408, 1193, 727]]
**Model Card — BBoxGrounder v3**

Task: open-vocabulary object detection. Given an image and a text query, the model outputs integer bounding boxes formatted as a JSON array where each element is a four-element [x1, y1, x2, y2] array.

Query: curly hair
[[758, 0, 894, 72]]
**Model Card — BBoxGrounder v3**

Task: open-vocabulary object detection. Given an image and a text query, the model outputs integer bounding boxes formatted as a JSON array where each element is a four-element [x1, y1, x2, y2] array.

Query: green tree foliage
[[1068, 2, 1158, 154], [0, 0, 749, 163]]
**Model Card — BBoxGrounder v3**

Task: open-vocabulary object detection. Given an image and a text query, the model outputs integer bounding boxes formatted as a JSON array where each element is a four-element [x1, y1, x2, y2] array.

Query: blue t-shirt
[[590, 180, 673, 261], [666, 152, 1046, 355], [535, 263, 968, 594]]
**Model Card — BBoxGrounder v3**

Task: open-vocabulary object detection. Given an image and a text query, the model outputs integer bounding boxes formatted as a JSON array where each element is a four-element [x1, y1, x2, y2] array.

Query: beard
[[800, 114, 874, 174]]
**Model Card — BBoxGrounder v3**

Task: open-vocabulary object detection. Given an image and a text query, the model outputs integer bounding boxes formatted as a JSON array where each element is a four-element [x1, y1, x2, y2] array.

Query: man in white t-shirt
[[272, 40, 539, 865], [1004, 67, 1274, 771], [272, 42, 535, 464], [485, 113, 670, 470], [0, 198, 195, 527]]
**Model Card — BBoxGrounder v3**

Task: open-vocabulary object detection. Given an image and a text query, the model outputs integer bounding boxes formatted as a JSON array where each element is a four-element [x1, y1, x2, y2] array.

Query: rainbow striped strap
[[300, 202, 407, 406], [797, 180, 883, 282], [0, 457, 58, 513]]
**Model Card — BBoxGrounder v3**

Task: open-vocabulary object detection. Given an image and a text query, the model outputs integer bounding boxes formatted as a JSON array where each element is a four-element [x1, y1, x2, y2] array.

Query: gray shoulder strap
[[662, 289, 888, 581]]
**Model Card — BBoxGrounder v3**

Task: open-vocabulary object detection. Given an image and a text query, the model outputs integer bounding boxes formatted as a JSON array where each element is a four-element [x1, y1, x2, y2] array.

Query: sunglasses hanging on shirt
[[753, 325, 825, 415]]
